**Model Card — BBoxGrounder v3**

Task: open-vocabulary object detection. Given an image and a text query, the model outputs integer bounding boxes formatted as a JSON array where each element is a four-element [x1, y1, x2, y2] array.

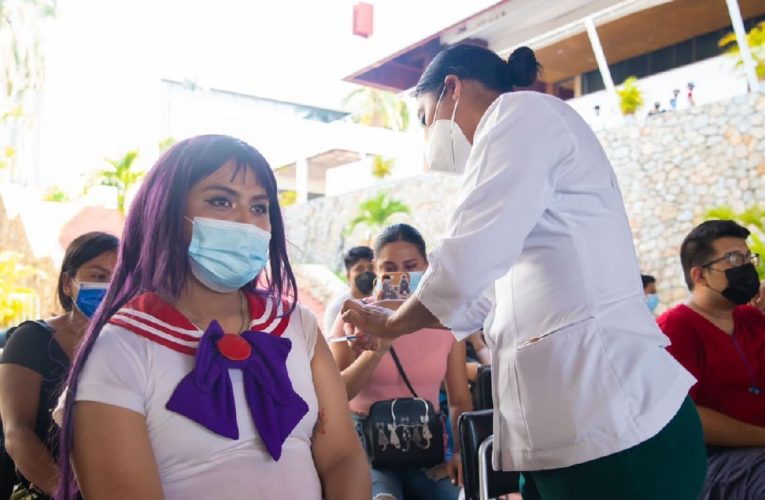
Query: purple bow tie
[[166, 320, 309, 461]]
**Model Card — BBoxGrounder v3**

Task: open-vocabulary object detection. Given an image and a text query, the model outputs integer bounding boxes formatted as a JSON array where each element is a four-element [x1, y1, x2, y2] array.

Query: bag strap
[[389, 347, 419, 398]]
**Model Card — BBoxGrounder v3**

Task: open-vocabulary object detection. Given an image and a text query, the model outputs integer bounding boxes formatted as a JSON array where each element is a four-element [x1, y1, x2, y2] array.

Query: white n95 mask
[[425, 87, 472, 175]]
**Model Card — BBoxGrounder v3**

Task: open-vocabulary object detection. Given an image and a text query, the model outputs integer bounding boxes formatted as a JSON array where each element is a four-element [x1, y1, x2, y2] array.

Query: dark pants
[[521, 397, 707, 500]]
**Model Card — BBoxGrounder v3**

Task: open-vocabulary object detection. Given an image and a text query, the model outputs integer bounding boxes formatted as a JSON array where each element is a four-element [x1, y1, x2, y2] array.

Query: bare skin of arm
[[341, 299, 442, 355], [72, 402, 164, 500], [329, 314, 393, 400], [310, 333, 371, 499], [697, 405, 765, 447], [0, 365, 59, 495], [443, 340, 473, 487], [465, 331, 491, 381], [468, 332, 492, 365]]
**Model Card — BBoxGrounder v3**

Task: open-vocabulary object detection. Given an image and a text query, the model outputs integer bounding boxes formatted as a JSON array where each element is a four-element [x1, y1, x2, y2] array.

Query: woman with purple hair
[[53, 135, 370, 499]]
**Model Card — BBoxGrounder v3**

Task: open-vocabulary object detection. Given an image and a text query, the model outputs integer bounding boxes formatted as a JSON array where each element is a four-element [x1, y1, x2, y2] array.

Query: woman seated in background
[[465, 331, 491, 383], [0, 231, 118, 499], [330, 223, 472, 500], [54, 135, 369, 500]]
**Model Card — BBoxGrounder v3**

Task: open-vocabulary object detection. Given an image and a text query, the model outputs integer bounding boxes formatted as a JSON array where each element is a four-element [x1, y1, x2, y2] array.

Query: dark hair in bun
[[507, 46, 539, 88], [415, 43, 540, 97]]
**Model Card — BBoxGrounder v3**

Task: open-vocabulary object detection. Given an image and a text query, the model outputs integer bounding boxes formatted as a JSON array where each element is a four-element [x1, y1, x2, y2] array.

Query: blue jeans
[[370, 466, 459, 500], [353, 414, 460, 500]]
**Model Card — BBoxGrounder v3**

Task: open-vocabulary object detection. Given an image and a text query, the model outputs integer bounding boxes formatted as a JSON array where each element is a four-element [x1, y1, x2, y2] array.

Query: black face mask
[[720, 263, 761, 305], [354, 271, 376, 296]]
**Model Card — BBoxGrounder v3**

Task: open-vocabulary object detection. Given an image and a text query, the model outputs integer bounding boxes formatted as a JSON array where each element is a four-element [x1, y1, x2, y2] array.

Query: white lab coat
[[415, 91, 694, 471]]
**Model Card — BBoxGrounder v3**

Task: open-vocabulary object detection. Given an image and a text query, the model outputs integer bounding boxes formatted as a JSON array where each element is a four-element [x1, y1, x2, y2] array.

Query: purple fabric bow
[[166, 320, 309, 460]]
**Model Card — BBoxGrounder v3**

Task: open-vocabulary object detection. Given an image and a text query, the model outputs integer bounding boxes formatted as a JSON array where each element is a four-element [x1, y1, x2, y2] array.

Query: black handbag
[[362, 348, 445, 469]]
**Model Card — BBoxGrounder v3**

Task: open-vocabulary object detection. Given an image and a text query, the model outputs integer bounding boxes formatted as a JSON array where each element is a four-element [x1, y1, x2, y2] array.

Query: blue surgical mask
[[187, 217, 271, 293], [408, 271, 424, 293], [74, 282, 109, 318], [646, 293, 659, 313]]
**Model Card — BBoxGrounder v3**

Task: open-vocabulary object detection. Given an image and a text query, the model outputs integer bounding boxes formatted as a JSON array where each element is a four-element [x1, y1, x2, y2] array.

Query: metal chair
[[473, 365, 493, 410], [459, 410, 520, 500]]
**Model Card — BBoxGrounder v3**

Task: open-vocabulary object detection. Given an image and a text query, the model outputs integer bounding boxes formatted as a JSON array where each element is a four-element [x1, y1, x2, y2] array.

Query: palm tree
[[705, 204, 765, 278], [719, 21, 765, 81], [346, 192, 410, 237], [343, 87, 410, 131], [100, 150, 144, 215]]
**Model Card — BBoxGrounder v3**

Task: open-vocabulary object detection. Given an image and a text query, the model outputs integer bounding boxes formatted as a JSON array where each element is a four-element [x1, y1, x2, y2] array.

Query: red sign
[[353, 2, 374, 38]]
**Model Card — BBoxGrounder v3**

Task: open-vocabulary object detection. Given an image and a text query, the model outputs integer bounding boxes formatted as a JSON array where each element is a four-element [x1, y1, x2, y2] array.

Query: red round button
[[217, 334, 252, 361]]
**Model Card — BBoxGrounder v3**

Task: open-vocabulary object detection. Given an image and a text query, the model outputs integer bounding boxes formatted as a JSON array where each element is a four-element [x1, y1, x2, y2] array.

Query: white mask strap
[[431, 85, 447, 128], [450, 94, 460, 133]]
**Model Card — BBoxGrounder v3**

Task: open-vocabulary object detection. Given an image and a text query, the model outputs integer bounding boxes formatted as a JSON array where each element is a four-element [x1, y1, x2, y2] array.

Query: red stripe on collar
[[109, 292, 292, 353], [110, 316, 197, 356]]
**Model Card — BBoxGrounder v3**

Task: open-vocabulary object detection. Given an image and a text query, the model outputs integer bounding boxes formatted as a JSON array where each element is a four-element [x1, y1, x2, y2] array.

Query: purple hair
[[56, 135, 298, 499]]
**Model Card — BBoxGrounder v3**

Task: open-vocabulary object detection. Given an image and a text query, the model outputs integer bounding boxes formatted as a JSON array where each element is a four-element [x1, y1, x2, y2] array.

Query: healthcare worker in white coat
[[342, 44, 707, 499]]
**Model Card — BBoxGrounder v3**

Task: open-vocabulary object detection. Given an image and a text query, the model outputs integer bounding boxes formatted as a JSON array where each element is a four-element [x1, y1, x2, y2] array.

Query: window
[[576, 14, 765, 96], [582, 71, 605, 94]]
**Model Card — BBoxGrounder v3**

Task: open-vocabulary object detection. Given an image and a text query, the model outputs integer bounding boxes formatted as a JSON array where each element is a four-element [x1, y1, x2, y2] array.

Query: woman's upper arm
[[0, 326, 48, 440], [444, 341, 472, 407], [68, 326, 159, 498], [0, 364, 43, 442], [73, 401, 163, 500], [310, 334, 364, 472]]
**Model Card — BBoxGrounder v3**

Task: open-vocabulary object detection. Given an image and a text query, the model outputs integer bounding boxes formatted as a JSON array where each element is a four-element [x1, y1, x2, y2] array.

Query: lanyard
[[731, 334, 762, 395]]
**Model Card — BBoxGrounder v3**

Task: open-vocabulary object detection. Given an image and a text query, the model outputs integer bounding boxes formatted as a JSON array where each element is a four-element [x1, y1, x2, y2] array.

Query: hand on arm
[[341, 298, 439, 355], [327, 316, 393, 400]]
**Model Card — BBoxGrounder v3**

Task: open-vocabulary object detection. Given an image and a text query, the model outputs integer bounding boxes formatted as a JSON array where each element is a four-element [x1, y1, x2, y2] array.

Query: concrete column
[[584, 16, 616, 98], [725, 0, 761, 92]]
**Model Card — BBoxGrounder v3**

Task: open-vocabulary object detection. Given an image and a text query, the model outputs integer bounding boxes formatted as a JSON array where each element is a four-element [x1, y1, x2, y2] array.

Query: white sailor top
[[74, 291, 322, 499]]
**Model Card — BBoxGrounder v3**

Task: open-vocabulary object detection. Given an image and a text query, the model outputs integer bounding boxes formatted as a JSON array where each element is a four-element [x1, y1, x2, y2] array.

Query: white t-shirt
[[322, 289, 351, 337], [70, 292, 321, 499]]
